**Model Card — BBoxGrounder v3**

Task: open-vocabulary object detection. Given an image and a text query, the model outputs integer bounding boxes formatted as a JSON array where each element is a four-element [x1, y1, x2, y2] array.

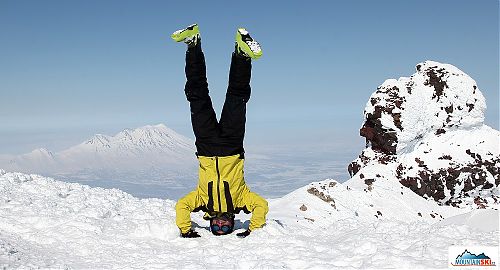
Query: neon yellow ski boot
[[235, 28, 262, 59], [171, 24, 200, 46]]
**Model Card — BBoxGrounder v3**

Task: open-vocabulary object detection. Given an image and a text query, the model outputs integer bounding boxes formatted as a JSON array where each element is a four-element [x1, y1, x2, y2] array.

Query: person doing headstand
[[172, 24, 268, 238]]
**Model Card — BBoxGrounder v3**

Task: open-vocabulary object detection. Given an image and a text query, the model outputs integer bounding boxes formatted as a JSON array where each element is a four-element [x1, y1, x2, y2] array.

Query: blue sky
[[0, 0, 498, 155]]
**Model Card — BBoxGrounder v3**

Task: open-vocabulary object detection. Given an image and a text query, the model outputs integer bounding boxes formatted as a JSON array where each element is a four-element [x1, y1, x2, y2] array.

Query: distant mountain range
[[0, 124, 198, 197], [0, 123, 353, 200]]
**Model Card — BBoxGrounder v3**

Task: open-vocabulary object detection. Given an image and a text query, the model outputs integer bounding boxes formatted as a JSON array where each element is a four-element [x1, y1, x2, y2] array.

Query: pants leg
[[185, 42, 219, 156], [218, 53, 252, 156]]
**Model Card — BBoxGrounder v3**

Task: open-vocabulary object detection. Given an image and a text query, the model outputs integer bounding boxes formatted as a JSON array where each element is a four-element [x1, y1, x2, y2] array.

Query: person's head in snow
[[171, 24, 268, 238], [209, 212, 235, 235]]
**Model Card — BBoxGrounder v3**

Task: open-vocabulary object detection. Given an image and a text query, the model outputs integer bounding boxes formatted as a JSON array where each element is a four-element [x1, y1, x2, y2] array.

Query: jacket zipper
[[216, 156, 222, 212]]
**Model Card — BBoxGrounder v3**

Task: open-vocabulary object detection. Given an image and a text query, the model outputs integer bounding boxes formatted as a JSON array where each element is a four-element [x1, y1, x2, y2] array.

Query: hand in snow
[[236, 229, 251, 238], [181, 229, 201, 238]]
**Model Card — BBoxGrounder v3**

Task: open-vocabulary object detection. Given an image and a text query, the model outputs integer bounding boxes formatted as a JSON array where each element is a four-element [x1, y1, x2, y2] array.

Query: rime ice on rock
[[359, 61, 486, 154], [349, 61, 499, 209]]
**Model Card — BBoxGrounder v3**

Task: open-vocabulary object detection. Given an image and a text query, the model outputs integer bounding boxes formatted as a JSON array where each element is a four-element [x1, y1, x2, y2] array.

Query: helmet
[[210, 212, 235, 236]]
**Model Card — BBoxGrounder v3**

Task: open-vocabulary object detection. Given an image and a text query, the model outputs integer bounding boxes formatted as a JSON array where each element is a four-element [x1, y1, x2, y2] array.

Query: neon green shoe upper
[[236, 28, 262, 60], [171, 24, 200, 44]]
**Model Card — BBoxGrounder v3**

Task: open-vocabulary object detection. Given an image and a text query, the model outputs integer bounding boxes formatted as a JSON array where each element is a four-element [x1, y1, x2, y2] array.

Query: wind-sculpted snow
[[349, 61, 499, 208], [0, 171, 498, 269]]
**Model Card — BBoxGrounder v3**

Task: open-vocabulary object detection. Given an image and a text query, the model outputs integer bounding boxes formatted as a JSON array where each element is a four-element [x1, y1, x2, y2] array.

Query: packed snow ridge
[[349, 60, 499, 208]]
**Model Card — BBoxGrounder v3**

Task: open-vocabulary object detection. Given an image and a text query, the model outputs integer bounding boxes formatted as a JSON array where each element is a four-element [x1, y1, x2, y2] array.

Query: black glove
[[181, 229, 201, 238], [236, 229, 251, 238]]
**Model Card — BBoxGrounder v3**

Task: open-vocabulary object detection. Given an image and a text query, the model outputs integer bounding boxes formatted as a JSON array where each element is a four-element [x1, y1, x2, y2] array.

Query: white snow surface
[[397, 124, 499, 173], [1, 170, 497, 269]]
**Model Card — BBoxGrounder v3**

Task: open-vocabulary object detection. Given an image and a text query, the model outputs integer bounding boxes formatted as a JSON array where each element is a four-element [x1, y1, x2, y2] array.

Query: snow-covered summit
[[64, 124, 194, 155], [350, 61, 499, 208], [27, 148, 55, 158], [361, 60, 486, 154], [1, 170, 497, 269], [84, 134, 111, 149]]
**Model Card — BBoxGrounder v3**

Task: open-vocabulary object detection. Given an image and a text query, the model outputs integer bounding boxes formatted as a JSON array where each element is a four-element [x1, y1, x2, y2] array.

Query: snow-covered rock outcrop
[[348, 61, 499, 208]]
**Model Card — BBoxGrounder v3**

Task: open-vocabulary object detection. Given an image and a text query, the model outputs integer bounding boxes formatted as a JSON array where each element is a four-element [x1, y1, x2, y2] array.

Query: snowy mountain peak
[[85, 134, 111, 147], [67, 124, 194, 155], [112, 124, 194, 152], [0, 124, 197, 182], [28, 148, 55, 158]]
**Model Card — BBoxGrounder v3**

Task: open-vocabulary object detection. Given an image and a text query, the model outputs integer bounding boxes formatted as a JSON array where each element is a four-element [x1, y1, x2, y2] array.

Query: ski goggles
[[211, 224, 232, 233], [209, 212, 235, 235]]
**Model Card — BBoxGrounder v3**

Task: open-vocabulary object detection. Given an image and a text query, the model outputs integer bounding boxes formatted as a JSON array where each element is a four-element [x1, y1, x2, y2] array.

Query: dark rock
[[364, 179, 375, 186], [466, 103, 474, 112], [474, 197, 487, 209], [307, 187, 334, 203], [438, 155, 452, 160], [398, 154, 499, 207], [348, 162, 361, 177], [360, 113, 398, 154], [424, 67, 448, 101], [365, 179, 375, 191]]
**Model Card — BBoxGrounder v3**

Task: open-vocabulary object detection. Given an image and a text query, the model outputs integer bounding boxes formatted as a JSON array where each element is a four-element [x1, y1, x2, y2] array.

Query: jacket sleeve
[[242, 191, 269, 231], [175, 190, 204, 234]]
